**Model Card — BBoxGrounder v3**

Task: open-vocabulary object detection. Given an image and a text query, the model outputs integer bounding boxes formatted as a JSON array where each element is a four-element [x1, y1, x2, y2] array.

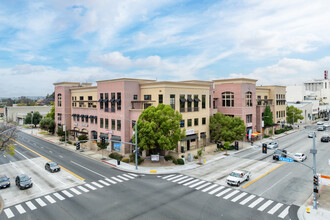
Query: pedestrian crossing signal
[[262, 143, 267, 154], [76, 142, 80, 150]]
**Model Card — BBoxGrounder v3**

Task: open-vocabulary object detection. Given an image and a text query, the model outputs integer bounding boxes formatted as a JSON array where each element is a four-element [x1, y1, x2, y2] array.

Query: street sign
[[279, 157, 293, 162], [319, 174, 330, 186], [106, 130, 113, 134]]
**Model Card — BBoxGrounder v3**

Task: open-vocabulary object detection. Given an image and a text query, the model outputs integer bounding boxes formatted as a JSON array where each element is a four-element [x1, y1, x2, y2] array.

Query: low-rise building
[[4, 105, 52, 125]]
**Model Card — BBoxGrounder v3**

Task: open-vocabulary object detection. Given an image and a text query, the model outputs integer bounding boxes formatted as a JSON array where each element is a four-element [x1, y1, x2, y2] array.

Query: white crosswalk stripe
[[118, 175, 130, 181], [162, 174, 175, 179], [53, 193, 65, 200], [62, 190, 74, 198], [248, 198, 264, 208], [278, 206, 290, 219], [189, 180, 205, 188], [167, 175, 183, 181], [111, 176, 123, 183], [70, 188, 82, 195], [92, 181, 104, 188], [25, 201, 37, 210], [195, 182, 211, 190], [123, 174, 135, 179], [35, 198, 47, 207], [172, 176, 189, 183], [202, 184, 218, 192], [183, 179, 199, 186], [223, 190, 240, 200], [231, 192, 247, 202], [15, 204, 26, 214], [4, 208, 14, 219], [178, 177, 193, 184], [99, 180, 110, 186], [240, 195, 256, 205], [216, 188, 231, 197], [268, 203, 283, 215], [85, 183, 97, 190], [106, 178, 117, 184], [45, 195, 56, 204], [78, 186, 89, 193], [209, 186, 225, 195], [127, 173, 138, 177], [258, 200, 273, 211]]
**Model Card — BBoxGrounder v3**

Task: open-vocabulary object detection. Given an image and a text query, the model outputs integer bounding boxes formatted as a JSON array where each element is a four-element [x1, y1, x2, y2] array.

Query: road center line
[[260, 172, 292, 196], [70, 161, 108, 179]]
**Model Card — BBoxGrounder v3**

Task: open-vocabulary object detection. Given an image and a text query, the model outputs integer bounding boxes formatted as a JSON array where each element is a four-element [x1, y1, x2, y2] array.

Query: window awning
[[200, 133, 206, 138], [109, 99, 116, 103], [111, 135, 121, 141], [84, 115, 89, 118], [98, 99, 103, 102], [89, 115, 94, 119], [94, 116, 97, 120], [103, 99, 109, 103], [181, 134, 198, 141], [115, 99, 121, 103], [194, 98, 201, 102], [187, 98, 193, 102], [180, 98, 186, 102], [72, 114, 76, 116], [76, 114, 80, 117]]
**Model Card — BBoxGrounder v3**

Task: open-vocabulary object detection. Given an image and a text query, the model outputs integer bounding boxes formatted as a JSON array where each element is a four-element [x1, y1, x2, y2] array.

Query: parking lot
[[0, 156, 84, 208]]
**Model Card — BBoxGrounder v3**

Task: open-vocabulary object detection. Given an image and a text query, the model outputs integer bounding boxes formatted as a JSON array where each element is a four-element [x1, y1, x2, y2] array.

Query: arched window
[[57, 94, 62, 107], [246, 92, 252, 107], [222, 92, 234, 107]]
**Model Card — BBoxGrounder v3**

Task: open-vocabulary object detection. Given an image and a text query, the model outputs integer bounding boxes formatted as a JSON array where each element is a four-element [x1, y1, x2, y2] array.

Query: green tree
[[210, 113, 246, 144], [0, 124, 17, 155], [46, 106, 55, 120], [24, 111, 42, 127], [286, 106, 304, 124], [40, 117, 55, 134], [263, 105, 273, 126], [223, 141, 230, 155], [134, 104, 186, 153], [56, 125, 67, 137]]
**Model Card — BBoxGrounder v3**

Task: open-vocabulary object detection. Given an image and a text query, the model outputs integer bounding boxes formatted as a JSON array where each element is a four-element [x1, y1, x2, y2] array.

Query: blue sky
[[1, 0, 330, 97]]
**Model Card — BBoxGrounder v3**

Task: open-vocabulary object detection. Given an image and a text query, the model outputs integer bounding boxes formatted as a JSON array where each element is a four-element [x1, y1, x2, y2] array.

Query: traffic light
[[235, 141, 239, 150], [101, 137, 105, 145], [262, 143, 267, 154], [76, 142, 80, 150], [313, 175, 319, 186]]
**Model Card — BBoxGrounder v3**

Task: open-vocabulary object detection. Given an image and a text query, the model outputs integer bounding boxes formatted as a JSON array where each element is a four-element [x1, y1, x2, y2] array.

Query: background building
[[4, 105, 52, 124]]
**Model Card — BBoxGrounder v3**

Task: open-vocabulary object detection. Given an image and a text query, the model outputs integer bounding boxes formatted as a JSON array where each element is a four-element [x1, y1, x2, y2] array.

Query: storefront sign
[[82, 124, 88, 127], [151, 154, 160, 162], [106, 130, 113, 134], [74, 123, 78, 126], [113, 143, 121, 152], [186, 129, 194, 135]]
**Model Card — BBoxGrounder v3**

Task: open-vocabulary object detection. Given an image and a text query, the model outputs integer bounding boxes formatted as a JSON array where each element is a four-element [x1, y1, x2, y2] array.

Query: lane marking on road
[[223, 190, 240, 200], [239, 195, 256, 205], [278, 206, 290, 218], [4, 208, 15, 218], [45, 195, 56, 204], [71, 160, 106, 179], [248, 198, 264, 208], [105, 178, 117, 184], [178, 177, 193, 184], [15, 204, 26, 214], [260, 172, 292, 196], [53, 193, 65, 201], [258, 200, 273, 211], [99, 180, 110, 186], [25, 201, 37, 210], [242, 162, 285, 188], [70, 188, 82, 195], [78, 186, 89, 193], [35, 198, 47, 207], [62, 190, 74, 198], [10, 138, 85, 181], [183, 179, 199, 186], [209, 186, 225, 195], [85, 183, 97, 190], [268, 203, 283, 215], [231, 192, 247, 202], [216, 188, 231, 197]]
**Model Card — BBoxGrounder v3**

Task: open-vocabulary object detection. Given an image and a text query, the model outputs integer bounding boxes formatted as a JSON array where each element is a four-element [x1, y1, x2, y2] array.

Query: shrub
[[263, 135, 270, 138], [109, 152, 123, 161], [59, 137, 65, 142], [129, 153, 144, 164], [173, 159, 178, 165], [194, 155, 198, 159], [164, 155, 173, 161], [275, 130, 281, 134], [67, 141, 72, 144], [78, 135, 88, 143], [138, 158, 144, 165], [177, 158, 184, 165], [121, 158, 130, 163]]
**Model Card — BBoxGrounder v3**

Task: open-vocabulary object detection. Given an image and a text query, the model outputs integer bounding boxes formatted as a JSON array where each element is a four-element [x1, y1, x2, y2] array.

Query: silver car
[[293, 153, 307, 162], [267, 142, 279, 149], [308, 132, 316, 138]]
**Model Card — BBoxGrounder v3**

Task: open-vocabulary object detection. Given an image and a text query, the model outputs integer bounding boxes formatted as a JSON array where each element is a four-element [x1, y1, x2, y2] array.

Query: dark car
[[273, 149, 287, 160], [321, 136, 330, 142], [45, 162, 61, 173], [16, 174, 33, 190], [325, 117, 329, 121], [0, 175, 10, 189]]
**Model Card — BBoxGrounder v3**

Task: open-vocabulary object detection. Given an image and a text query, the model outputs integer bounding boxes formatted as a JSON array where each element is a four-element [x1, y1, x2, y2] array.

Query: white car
[[226, 170, 251, 186], [267, 142, 279, 149], [317, 121, 324, 125], [293, 153, 307, 162]]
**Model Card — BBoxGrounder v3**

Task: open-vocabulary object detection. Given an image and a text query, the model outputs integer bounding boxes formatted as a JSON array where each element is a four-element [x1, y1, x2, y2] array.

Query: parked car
[[45, 162, 61, 173], [267, 142, 279, 149], [321, 136, 330, 142], [226, 170, 251, 186], [293, 153, 307, 162], [317, 126, 326, 131], [317, 121, 324, 125], [0, 175, 10, 189], [273, 149, 287, 160], [324, 117, 329, 121], [15, 174, 33, 190], [308, 132, 316, 138]]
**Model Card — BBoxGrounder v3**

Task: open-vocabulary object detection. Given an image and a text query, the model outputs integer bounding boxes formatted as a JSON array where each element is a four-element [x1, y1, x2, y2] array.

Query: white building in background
[[4, 105, 52, 125], [287, 102, 313, 124]]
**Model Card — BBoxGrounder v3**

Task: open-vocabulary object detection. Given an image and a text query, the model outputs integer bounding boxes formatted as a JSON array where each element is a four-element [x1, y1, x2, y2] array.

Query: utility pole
[[312, 132, 318, 209], [135, 122, 138, 170]]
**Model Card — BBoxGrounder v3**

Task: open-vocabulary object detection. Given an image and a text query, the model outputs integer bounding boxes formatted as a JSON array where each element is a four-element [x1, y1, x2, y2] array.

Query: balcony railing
[[194, 107, 199, 112]]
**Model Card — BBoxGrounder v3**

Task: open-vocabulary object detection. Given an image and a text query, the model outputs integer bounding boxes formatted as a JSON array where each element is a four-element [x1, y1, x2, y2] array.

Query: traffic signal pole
[[135, 122, 138, 170], [312, 133, 318, 209]]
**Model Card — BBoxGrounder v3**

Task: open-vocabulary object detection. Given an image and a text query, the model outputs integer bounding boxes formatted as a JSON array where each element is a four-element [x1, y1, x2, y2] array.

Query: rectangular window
[[95, 117, 97, 124], [187, 95, 192, 112], [187, 119, 192, 127], [144, 95, 151, 100], [88, 96, 92, 100], [117, 92, 121, 110], [105, 119, 109, 129], [209, 95, 211, 108], [77, 115, 79, 122], [105, 93, 109, 111], [180, 94, 185, 112], [100, 118, 104, 128], [133, 95, 138, 100], [246, 114, 252, 123], [80, 96, 84, 101], [81, 115, 84, 122], [111, 93, 115, 112], [57, 113, 62, 121], [117, 120, 121, 131], [194, 118, 198, 126], [112, 119, 115, 130], [202, 95, 206, 109], [85, 116, 88, 123], [100, 93, 104, 110], [159, 94, 163, 104], [90, 117, 94, 124], [132, 120, 136, 129], [170, 94, 175, 109], [72, 96, 74, 107], [202, 117, 206, 125], [194, 95, 199, 111], [180, 120, 185, 128], [144, 103, 152, 109]]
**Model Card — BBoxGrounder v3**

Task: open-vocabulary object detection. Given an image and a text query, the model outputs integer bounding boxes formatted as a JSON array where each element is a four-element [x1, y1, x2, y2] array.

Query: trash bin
[[117, 160, 120, 165]]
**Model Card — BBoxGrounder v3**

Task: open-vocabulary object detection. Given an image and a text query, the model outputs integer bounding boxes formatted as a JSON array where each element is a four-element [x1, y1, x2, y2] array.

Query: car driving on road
[[317, 126, 326, 131], [273, 149, 287, 160], [45, 162, 61, 173], [317, 121, 324, 125], [308, 132, 316, 138], [226, 170, 251, 186], [293, 153, 307, 162], [267, 142, 278, 149], [0, 174, 10, 189], [321, 136, 330, 142], [16, 174, 33, 190]]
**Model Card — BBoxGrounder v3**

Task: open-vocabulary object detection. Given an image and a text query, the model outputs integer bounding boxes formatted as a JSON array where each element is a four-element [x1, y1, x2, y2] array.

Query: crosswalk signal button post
[[76, 142, 80, 150]]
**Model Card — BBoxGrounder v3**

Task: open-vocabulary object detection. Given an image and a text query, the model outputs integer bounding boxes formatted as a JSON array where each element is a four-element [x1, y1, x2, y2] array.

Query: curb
[[0, 195, 4, 215]]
